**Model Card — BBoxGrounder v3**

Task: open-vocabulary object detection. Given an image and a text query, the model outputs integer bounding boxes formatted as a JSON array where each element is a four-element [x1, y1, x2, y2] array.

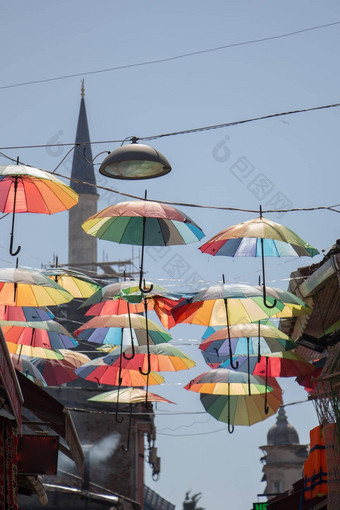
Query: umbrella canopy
[[0, 266, 73, 306], [31, 349, 90, 385], [73, 314, 171, 346], [184, 368, 273, 395], [75, 357, 165, 386], [88, 387, 175, 404], [81, 199, 204, 293], [0, 319, 78, 350], [0, 305, 54, 321], [42, 268, 101, 298], [199, 215, 319, 258], [200, 383, 282, 426], [6, 342, 64, 359], [171, 283, 295, 328], [82, 200, 205, 246], [10, 353, 47, 386], [199, 213, 319, 308], [103, 343, 196, 372], [200, 323, 295, 357], [219, 351, 315, 378], [0, 164, 78, 256]]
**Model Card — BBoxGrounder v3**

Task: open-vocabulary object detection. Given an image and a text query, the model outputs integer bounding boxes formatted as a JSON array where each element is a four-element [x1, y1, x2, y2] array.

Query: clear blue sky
[[1, 2, 340, 509]]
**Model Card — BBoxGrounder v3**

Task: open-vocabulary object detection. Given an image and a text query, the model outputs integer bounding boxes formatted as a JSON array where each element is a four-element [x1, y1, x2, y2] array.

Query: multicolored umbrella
[[200, 382, 282, 427], [0, 319, 78, 350], [88, 387, 175, 451], [103, 343, 195, 373], [42, 267, 101, 298], [73, 314, 171, 346], [30, 349, 90, 386], [10, 353, 47, 386], [200, 322, 295, 372], [0, 305, 54, 321], [219, 351, 314, 413], [0, 164, 78, 256], [0, 265, 73, 306], [81, 198, 204, 293], [184, 368, 275, 432], [75, 357, 165, 386], [88, 386, 175, 404], [6, 342, 64, 359], [199, 209, 319, 307]]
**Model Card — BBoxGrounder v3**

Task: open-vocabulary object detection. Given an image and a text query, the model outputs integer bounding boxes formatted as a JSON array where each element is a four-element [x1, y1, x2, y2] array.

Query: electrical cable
[[1, 20, 340, 91]]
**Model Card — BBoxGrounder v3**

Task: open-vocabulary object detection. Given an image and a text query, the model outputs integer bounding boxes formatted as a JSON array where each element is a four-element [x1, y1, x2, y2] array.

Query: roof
[[280, 244, 340, 360], [70, 96, 97, 195], [267, 407, 299, 445]]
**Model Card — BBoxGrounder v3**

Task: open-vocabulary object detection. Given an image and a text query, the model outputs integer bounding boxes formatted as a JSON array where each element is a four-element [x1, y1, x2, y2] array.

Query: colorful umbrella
[[0, 264, 73, 306], [73, 314, 171, 346], [75, 357, 165, 386], [0, 305, 54, 321], [10, 353, 47, 386], [184, 368, 275, 432], [199, 208, 319, 307], [103, 343, 196, 373], [88, 387, 175, 404], [42, 267, 101, 298], [88, 387, 175, 451], [6, 342, 64, 359], [30, 349, 90, 385], [81, 198, 205, 293], [0, 164, 78, 256], [219, 351, 314, 413], [0, 319, 78, 350], [200, 383, 282, 426], [200, 323, 294, 358]]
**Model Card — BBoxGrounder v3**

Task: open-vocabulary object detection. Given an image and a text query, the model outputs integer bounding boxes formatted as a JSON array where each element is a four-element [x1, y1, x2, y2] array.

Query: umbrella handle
[[260, 238, 277, 309], [139, 213, 153, 294], [9, 175, 21, 257], [224, 297, 239, 370], [122, 404, 135, 452], [123, 303, 135, 360], [264, 356, 269, 415], [227, 388, 234, 434], [139, 299, 151, 376], [228, 423, 234, 434]]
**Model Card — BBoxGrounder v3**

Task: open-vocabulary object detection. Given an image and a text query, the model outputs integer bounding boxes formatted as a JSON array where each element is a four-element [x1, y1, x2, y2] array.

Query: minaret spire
[[68, 86, 98, 273]]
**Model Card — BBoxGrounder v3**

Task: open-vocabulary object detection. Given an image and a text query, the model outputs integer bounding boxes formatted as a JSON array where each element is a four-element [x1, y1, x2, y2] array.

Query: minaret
[[260, 407, 308, 498], [68, 81, 98, 274]]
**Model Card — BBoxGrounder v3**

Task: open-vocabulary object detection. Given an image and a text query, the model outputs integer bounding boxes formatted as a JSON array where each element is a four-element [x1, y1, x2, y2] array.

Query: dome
[[267, 407, 299, 445]]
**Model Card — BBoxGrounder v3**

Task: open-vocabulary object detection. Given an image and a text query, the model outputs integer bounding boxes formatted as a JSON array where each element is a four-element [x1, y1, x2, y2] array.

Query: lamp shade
[[99, 142, 172, 180]]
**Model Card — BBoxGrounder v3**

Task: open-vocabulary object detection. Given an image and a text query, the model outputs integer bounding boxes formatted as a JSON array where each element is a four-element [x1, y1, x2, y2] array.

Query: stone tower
[[68, 81, 98, 274], [260, 407, 309, 498]]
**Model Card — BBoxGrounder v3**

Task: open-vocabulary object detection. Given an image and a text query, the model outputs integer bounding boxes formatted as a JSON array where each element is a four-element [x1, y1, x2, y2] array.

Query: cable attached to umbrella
[[115, 328, 124, 423], [144, 373, 153, 410], [259, 205, 277, 310], [222, 275, 238, 370], [9, 158, 21, 257], [138, 191, 153, 294], [227, 382, 234, 434], [247, 337, 251, 396]]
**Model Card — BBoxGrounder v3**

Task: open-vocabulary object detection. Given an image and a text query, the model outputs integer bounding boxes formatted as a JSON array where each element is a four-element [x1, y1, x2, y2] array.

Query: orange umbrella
[[0, 164, 78, 256]]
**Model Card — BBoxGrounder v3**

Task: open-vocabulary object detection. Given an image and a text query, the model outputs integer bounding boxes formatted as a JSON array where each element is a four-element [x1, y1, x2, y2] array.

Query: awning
[[16, 370, 84, 475]]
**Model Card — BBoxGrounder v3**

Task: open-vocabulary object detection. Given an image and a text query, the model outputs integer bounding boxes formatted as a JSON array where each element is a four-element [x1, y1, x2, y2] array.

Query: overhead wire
[[1, 20, 340, 91]]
